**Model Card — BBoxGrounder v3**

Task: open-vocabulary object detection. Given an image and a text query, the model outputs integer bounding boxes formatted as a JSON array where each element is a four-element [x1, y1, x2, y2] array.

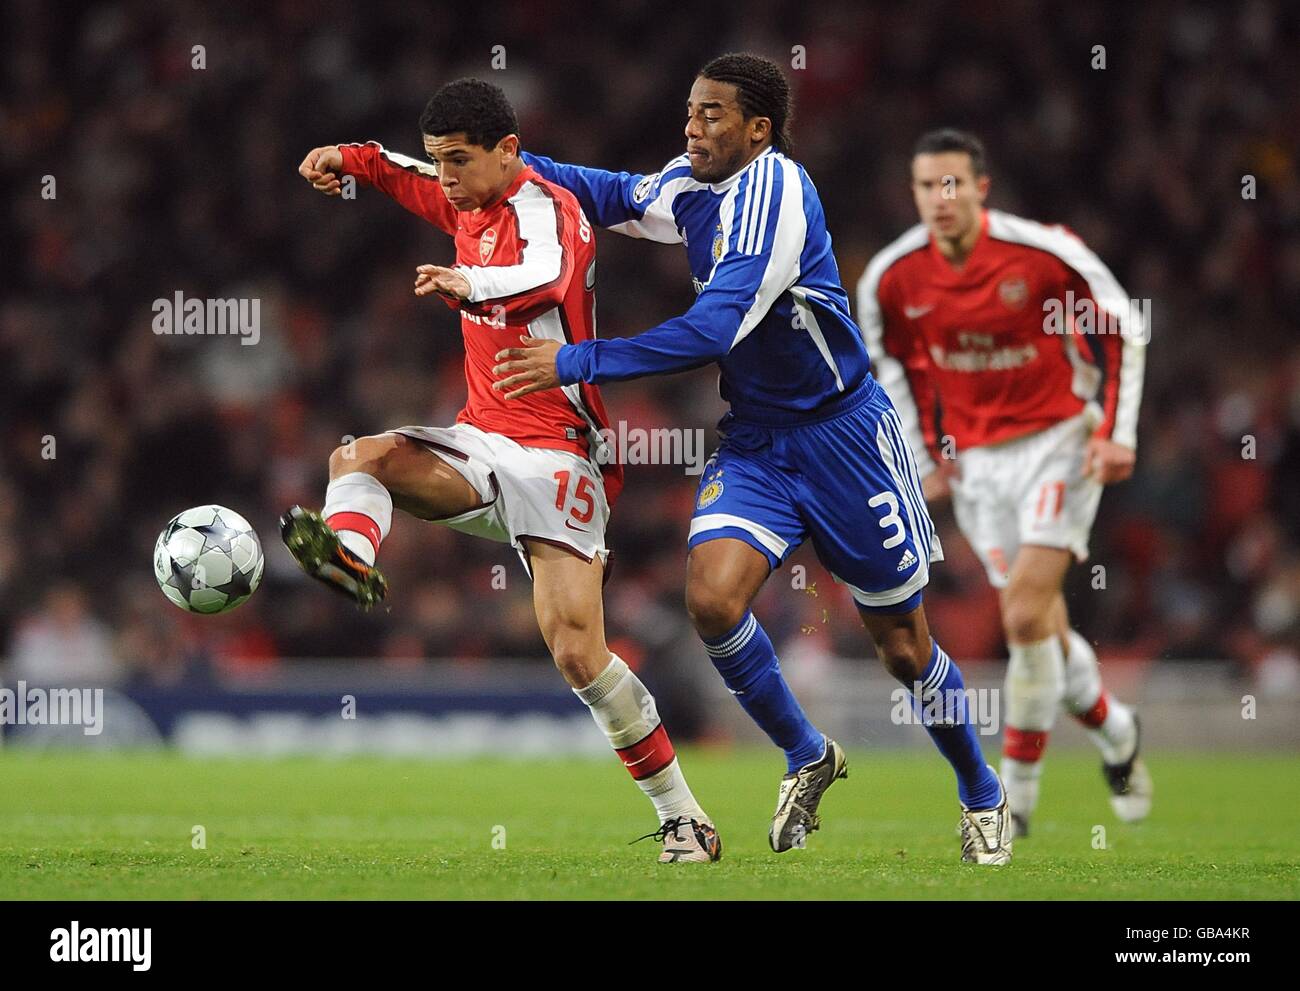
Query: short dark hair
[[913, 128, 988, 176], [418, 78, 519, 150], [698, 53, 793, 155]]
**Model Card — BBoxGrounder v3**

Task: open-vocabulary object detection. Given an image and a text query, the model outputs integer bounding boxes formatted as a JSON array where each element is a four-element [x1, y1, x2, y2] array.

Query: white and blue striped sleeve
[[555, 154, 804, 384], [521, 152, 690, 243]]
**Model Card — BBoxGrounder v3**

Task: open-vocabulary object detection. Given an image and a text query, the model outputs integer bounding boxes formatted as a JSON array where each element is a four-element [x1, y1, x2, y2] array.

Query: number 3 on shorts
[[554, 470, 596, 524], [868, 491, 906, 549]]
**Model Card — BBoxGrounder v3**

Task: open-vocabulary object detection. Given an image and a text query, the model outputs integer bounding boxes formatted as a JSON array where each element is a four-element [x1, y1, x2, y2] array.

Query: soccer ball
[[153, 505, 264, 614]]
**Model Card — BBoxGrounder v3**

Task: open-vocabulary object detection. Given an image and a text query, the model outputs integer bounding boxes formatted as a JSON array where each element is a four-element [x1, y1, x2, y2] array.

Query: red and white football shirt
[[856, 209, 1145, 474], [338, 142, 623, 505]]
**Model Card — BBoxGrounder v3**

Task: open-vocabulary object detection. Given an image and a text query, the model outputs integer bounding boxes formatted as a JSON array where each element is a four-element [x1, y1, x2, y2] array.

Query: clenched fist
[[299, 146, 345, 196]]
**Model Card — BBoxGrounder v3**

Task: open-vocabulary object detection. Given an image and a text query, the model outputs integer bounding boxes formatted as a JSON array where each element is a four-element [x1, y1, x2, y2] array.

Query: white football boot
[[960, 767, 1013, 865], [640, 817, 722, 863], [770, 736, 849, 852]]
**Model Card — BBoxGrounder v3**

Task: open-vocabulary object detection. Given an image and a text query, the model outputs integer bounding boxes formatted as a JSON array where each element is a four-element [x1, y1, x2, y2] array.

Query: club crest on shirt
[[633, 173, 659, 203], [697, 477, 724, 508], [480, 228, 497, 264], [712, 222, 725, 263], [998, 276, 1028, 310]]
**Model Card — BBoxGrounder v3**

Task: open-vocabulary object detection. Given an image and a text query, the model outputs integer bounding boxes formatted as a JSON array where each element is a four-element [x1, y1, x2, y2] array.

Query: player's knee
[[330, 435, 377, 476], [875, 635, 928, 682], [1002, 597, 1054, 645], [546, 623, 604, 685], [549, 641, 587, 680], [329, 434, 396, 480], [685, 580, 747, 640]]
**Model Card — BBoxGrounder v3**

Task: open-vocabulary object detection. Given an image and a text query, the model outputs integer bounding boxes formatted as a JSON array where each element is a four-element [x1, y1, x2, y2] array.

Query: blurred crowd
[[3, 0, 1298, 709]]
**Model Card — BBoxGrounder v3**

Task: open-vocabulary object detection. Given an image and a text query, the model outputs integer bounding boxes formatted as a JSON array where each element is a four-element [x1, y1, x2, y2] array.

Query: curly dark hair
[[913, 129, 989, 177], [418, 78, 520, 150], [698, 53, 793, 155]]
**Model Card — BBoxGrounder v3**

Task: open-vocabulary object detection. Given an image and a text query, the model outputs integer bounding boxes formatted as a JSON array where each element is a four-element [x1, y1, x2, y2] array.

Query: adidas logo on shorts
[[897, 549, 918, 572]]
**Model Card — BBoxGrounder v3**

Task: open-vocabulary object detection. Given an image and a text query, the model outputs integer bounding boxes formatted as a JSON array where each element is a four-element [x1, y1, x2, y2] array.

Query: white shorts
[[391, 423, 610, 575], [949, 412, 1103, 588]]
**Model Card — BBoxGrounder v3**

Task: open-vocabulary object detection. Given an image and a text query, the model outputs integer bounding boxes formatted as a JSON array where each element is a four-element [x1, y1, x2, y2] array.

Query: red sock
[[613, 724, 676, 780], [1074, 692, 1109, 729], [326, 511, 382, 560], [1003, 726, 1049, 762]]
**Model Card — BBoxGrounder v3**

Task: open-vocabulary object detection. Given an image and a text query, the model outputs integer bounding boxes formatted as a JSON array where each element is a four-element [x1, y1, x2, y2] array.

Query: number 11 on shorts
[[1034, 480, 1065, 522], [554, 470, 596, 524]]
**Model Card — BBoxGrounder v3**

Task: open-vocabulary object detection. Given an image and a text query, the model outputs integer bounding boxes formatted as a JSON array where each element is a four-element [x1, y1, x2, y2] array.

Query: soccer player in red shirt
[[856, 129, 1153, 837], [285, 79, 720, 862]]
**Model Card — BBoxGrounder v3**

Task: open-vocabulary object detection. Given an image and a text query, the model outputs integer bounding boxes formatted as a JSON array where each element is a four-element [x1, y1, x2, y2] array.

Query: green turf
[[0, 749, 1295, 899]]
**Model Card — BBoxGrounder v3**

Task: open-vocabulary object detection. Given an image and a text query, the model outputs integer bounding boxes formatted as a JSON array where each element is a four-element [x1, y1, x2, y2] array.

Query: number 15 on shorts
[[554, 470, 596, 525]]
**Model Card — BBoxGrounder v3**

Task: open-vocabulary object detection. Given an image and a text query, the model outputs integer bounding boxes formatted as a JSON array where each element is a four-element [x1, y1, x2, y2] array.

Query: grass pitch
[[0, 749, 1295, 899]]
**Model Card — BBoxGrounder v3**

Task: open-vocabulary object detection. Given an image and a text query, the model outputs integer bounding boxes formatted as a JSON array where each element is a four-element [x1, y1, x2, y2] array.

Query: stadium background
[[2, 0, 1298, 755]]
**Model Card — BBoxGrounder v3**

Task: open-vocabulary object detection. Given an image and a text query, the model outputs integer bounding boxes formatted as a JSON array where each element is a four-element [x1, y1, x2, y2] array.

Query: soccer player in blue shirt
[[492, 53, 1011, 862]]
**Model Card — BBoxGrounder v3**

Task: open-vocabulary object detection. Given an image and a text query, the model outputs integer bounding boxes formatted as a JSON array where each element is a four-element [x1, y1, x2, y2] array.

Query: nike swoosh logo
[[623, 751, 656, 768], [904, 304, 934, 319], [564, 520, 588, 532]]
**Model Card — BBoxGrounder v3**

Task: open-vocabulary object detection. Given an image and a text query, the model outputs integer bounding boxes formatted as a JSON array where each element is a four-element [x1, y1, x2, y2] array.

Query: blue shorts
[[688, 378, 943, 612]]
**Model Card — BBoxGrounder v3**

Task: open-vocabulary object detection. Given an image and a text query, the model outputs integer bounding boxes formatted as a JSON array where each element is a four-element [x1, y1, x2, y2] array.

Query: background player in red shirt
[[285, 79, 721, 862], [857, 129, 1153, 837]]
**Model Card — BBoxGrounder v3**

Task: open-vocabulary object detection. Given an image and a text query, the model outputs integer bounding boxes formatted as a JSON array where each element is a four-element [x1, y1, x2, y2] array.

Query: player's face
[[911, 152, 989, 243], [423, 132, 520, 211], [684, 77, 770, 183]]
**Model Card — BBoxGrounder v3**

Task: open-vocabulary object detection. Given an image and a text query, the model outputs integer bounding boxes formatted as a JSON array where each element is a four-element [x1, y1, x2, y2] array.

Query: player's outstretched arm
[[493, 232, 790, 397], [493, 158, 799, 398], [522, 151, 686, 243], [298, 141, 458, 235], [492, 297, 732, 399]]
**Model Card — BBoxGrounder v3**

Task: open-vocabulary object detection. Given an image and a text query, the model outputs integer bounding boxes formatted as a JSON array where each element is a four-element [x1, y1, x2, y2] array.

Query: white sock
[[1006, 635, 1066, 730], [573, 654, 706, 823], [1000, 756, 1045, 819], [1063, 630, 1137, 764], [322, 472, 393, 566], [632, 759, 702, 822], [1002, 636, 1064, 819]]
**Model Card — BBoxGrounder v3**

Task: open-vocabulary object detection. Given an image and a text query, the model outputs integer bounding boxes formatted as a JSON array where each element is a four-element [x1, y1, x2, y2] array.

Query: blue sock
[[908, 640, 1002, 809], [703, 612, 825, 772]]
